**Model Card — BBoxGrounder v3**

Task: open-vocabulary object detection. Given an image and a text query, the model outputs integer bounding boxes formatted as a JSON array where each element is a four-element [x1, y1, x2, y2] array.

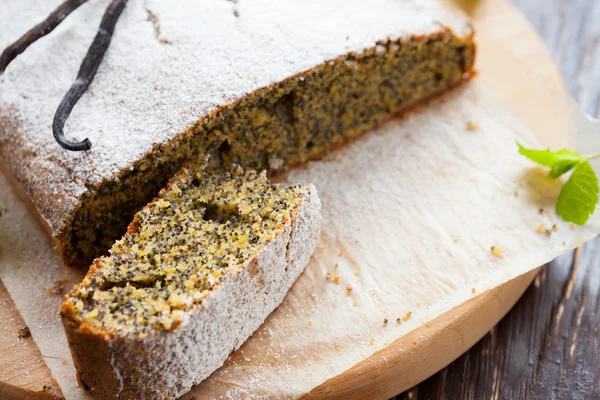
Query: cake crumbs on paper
[[513, 189, 519, 198], [353, 267, 361, 276], [325, 272, 339, 283], [538, 208, 544, 214], [570, 224, 575, 230], [383, 318, 388, 325], [18, 326, 31, 339], [540, 224, 558, 236], [46, 281, 65, 296], [535, 224, 545, 233], [47, 275, 69, 296], [369, 338, 375, 345], [490, 246, 504, 258], [452, 236, 459, 243], [471, 288, 477, 294], [333, 263, 339, 269], [338, 250, 343, 256], [465, 120, 479, 131], [311, 293, 317, 301], [345, 285, 352, 295], [402, 312, 412, 322], [352, 301, 358, 307]]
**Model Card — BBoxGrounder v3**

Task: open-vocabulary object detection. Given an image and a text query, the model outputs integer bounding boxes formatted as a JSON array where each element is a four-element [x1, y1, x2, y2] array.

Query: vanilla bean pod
[[53, 0, 128, 151], [0, 0, 88, 75]]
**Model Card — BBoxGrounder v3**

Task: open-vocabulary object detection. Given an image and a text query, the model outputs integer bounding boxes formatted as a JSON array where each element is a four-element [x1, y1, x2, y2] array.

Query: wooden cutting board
[[0, 0, 571, 398]]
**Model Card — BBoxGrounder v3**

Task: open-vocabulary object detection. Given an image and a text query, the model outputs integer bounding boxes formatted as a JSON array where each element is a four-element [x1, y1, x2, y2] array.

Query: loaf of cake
[[60, 163, 321, 399], [0, 0, 475, 268]]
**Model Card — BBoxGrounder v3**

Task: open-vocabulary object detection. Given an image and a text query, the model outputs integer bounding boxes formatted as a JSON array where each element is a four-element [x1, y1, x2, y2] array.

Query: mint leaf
[[517, 142, 584, 176], [517, 142, 600, 225], [549, 159, 581, 178], [556, 161, 599, 225]]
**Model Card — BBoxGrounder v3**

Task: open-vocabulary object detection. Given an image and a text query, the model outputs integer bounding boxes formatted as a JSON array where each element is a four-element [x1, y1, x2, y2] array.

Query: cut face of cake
[[0, 0, 475, 268], [60, 165, 321, 399]]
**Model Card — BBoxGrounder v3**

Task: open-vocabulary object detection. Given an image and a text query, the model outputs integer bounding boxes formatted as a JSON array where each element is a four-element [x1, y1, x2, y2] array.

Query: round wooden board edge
[[303, 269, 540, 400], [0, 280, 63, 400]]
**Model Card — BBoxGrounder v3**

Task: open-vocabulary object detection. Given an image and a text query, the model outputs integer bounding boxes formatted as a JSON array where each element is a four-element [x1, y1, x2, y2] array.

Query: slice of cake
[[0, 0, 474, 268], [60, 164, 321, 399]]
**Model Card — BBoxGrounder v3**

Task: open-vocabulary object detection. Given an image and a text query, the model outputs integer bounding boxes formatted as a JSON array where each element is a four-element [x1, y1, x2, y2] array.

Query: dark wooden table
[[398, 1, 600, 398]]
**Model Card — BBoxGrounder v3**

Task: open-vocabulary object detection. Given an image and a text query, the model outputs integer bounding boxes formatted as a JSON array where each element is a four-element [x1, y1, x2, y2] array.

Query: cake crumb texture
[[63, 166, 308, 337]]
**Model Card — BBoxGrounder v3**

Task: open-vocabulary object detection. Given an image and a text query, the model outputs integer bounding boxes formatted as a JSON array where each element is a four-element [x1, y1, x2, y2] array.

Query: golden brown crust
[[62, 315, 122, 399], [0, 159, 54, 239]]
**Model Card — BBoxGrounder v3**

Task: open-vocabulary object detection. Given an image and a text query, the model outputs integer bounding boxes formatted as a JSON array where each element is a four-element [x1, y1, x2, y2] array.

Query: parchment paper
[[1, 9, 600, 400]]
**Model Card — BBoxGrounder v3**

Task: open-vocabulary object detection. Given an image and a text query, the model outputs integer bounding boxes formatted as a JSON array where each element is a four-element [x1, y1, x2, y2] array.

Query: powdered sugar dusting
[[0, 0, 468, 234]]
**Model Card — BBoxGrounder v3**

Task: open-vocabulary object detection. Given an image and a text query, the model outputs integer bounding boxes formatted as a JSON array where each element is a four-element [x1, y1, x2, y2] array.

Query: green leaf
[[517, 142, 584, 176], [556, 161, 599, 225], [549, 159, 581, 178]]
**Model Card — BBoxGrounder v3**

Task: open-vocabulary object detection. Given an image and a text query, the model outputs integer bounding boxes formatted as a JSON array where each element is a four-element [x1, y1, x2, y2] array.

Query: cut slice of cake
[[1, 0, 475, 268], [60, 164, 321, 399]]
